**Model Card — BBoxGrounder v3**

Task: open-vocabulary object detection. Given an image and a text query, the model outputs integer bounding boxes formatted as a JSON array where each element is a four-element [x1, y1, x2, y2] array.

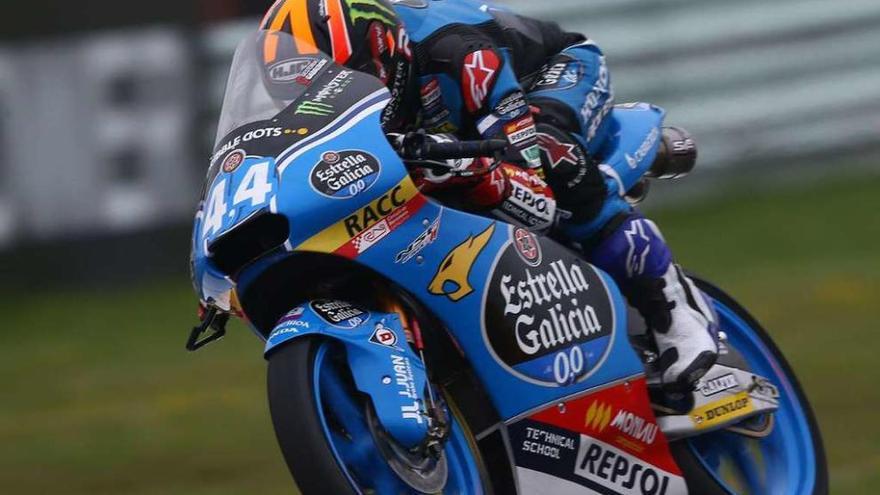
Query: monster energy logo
[[345, 0, 396, 25], [296, 101, 334, 116]]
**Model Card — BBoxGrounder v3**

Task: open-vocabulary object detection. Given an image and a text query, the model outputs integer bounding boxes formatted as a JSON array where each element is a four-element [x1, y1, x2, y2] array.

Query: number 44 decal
[[202, 159, 275, 242]]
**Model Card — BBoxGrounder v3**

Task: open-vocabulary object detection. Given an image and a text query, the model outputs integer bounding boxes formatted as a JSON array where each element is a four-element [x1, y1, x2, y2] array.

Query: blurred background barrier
[[507, 0, 880, 168], [0, 0, 878, 253]]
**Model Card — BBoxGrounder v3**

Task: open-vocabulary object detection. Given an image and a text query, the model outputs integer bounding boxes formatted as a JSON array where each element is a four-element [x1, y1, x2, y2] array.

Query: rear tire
[[670, 277, 829, 495]]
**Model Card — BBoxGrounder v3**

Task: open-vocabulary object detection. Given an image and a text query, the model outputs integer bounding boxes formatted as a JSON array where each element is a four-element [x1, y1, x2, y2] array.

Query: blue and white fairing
[[192, 30, 654, 429], [267, 302, 432, 449]]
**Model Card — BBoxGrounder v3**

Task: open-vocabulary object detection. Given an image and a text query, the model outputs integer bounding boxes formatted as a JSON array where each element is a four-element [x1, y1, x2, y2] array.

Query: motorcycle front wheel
[[671, 277, 829, 495], [267, 336, 490, 494]]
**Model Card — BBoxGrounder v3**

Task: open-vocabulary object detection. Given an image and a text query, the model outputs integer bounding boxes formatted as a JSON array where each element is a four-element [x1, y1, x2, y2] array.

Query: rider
[[259, 0, 717, 391]]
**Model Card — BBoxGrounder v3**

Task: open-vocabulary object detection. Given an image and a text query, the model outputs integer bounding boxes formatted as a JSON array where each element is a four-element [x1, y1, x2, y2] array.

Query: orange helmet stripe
[[325, 0, 353, 63], [386, 29, 396, 54], [263, 0, 319, 64]]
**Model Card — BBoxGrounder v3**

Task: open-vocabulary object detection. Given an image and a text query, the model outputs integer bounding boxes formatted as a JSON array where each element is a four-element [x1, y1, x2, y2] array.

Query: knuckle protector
[[536, 124, 605, 219]]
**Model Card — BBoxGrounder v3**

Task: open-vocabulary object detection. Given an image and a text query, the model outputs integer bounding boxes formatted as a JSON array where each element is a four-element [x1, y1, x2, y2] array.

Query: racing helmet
[[259, 0, 414, 126]]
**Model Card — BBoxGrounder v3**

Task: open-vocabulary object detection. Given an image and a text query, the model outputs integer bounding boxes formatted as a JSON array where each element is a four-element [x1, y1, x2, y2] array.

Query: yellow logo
[[296, 178, 419, 254], [585, 401, 614, 432], [690, 391, 754, 430], [428, 223, 496, 301]]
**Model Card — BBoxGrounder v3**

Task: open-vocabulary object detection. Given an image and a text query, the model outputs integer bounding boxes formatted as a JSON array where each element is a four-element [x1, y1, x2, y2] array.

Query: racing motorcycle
[[188, 30, 827, 495]]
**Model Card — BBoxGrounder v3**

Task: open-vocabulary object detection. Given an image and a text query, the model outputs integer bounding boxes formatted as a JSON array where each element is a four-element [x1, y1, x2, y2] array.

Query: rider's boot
[[590, 213, 719, 392]]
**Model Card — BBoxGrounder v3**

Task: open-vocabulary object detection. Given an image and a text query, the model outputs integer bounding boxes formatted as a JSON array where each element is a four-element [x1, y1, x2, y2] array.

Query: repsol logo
[[344, 185, 406, 237], [575, 439, 675, 495], [510, 181, 550, 213]]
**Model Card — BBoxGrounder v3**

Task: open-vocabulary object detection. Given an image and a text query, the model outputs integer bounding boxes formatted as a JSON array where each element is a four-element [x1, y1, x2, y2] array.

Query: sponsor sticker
[[529, 380, 674, 462], [370, 323, 399, 348], [497, 167, 556, 229], [391, 354, 424, 423], [505, 116, 538, 146], [346, 0, 396, 24], [295, 178, 427, 259], [296, 101, 334, 116], [690, 391, 754, 429], [309, 70, 354, 105], [483, 234, 613, 385], [699, 373, 739, 397], [428, 223, 496, 302], [395, 212, 441, 263], [310, 299, 370, 329], [513, 228, 542, 267], [530, 59, 584, 92], [510, 379, 684, 493], [581, 59, 612, 142], [496, 91, 529, 120], [268, 306, 311, 342], [584, 401, 659, 447], [221, 149, 246, 173], [268, 57, 328, 84], [574, 436, 687, 495], [310, 150, 381, 199], [213, 126, 288, 163], [625, 127, 660, 170], [521, 422, 578, 461]]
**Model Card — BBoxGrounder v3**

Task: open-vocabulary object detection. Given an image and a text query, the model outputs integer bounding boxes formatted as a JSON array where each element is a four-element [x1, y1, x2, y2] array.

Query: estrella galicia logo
[[310, 150, 381, 199], [310, 300, 370, 329], [483, 237, 614, 385]]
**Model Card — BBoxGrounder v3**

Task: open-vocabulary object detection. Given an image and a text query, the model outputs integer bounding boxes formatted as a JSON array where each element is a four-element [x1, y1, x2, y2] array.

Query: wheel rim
[[686, 299, 818, 494], [311, 343, 485, 494]]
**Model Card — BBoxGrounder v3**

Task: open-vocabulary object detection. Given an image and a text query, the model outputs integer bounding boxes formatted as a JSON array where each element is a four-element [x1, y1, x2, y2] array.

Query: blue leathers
[[390, 0, 718, 389]]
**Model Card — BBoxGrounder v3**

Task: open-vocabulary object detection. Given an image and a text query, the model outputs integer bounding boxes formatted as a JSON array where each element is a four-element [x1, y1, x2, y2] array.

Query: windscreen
[[215, 30, 334, 146]]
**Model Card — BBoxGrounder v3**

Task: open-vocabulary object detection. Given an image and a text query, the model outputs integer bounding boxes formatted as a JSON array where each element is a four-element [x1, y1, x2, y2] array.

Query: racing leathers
[[388, 0, 718, 391]]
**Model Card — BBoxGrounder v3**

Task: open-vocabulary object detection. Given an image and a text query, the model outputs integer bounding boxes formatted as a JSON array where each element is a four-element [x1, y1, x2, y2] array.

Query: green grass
[[1, 174, 878, 494]]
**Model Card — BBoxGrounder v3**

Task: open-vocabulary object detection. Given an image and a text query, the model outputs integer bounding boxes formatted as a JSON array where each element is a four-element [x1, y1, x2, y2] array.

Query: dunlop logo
[[585, 401, 613, 432]]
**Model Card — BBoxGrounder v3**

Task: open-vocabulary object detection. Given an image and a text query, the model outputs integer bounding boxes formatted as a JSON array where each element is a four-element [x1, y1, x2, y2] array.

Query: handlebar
[[416, 139, 509, 160], [394, 132, 508, 161]]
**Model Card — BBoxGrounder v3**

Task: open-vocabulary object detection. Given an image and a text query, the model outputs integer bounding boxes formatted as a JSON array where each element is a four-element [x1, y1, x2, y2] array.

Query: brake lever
[[186, 302, 230, 352]]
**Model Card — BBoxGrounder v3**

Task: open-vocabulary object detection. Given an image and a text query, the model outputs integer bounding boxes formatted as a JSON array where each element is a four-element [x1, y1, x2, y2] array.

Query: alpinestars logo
[[624, 219, 653, 277], [537, 133, 579, 169], [463, 50, 500, 112]]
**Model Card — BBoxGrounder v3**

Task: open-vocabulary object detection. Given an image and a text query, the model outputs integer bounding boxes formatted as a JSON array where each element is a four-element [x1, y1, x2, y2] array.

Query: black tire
[[670, 277, 829, 495], [268, 336, 493, 494], [267, 337, 357, 494]]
